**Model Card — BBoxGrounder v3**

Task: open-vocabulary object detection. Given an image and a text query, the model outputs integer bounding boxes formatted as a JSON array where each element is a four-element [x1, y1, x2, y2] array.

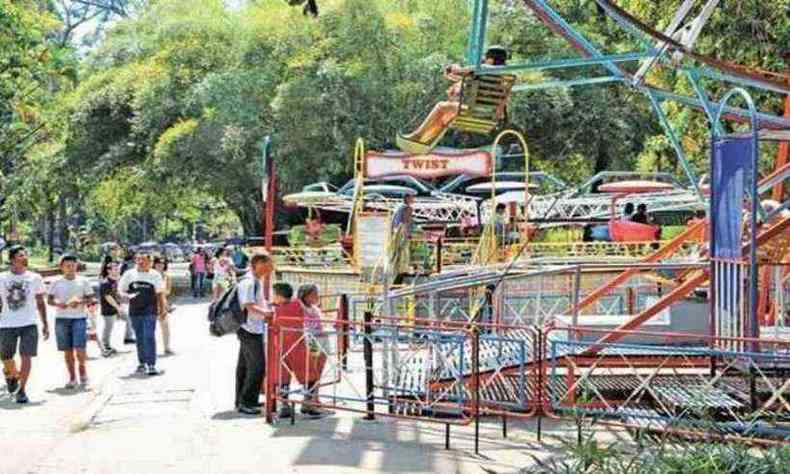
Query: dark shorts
[[55, 318, 88, 351], [0, 325, 39, 360]]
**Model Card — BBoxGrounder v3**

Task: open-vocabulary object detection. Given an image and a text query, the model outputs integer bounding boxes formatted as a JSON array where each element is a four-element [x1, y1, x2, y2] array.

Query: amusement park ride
[[262, 0, 790, 446]]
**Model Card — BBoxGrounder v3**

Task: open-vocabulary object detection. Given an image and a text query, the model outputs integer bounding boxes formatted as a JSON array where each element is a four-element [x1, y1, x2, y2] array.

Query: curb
[[67, 355, 128, 433]]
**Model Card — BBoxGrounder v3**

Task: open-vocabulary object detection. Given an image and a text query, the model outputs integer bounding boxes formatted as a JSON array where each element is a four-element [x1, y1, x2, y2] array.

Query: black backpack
[[208, 280, 258, 337]]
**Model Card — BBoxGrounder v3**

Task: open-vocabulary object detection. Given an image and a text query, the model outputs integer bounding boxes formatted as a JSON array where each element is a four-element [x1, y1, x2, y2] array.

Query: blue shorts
[[55, 318, 88, 351]]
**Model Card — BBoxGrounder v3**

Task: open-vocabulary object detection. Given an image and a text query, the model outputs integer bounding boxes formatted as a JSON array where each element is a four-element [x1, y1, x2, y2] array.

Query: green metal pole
[[645, 89, 703, 201], [466, 0, 489, 67]]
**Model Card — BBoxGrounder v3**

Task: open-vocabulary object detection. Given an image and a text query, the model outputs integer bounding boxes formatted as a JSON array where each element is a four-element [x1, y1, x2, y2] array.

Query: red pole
[[265, 164, 276, 252], [771, 96, 790, 201]]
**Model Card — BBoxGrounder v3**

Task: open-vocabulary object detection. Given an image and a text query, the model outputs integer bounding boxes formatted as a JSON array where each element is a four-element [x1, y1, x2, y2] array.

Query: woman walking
[[211, 247, 235, 302], [190, 249, 206, 298], [99, 258, 133, 355], [153, 257, 174, 355]]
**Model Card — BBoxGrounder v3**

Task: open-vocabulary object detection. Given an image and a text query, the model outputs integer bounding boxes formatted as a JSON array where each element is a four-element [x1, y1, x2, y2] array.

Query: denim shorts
[[0, 325, 38, 359], [55, 318, 88, 351]]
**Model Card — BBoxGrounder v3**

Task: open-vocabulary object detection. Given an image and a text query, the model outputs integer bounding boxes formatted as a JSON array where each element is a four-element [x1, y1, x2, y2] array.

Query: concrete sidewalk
[[4, 298, 627, 474]]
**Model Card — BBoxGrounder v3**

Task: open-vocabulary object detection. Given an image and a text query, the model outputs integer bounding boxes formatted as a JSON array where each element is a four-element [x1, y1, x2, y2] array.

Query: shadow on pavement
[[119, 373, 149, 381], [0, 399, 46, 410], [211, 409, 260, 420], [46, 387, 88, 396], [287, 417, 443, 472]]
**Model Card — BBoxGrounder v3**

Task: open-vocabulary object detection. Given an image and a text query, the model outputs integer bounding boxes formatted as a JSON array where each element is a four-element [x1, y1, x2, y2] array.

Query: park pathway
[[3, 298, 591, 474]]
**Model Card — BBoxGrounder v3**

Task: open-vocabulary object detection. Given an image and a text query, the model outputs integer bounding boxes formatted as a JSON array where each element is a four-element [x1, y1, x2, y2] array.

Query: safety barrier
[[542, 326, 790, 445], [262, 297, 790, 449], [410, 238, 703, 272]]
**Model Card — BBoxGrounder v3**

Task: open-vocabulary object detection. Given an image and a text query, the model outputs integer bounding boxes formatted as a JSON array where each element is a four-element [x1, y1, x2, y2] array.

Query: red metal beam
[[584, 215, 790, 355], [571, 220, 706, 314], [772, 96, 790, 201]]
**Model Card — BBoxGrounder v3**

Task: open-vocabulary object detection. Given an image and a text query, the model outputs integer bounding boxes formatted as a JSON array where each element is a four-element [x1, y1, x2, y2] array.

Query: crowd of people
[[1, 244, 330, 420], [232, 252, 328, 417], [0, 245, 172, 403]]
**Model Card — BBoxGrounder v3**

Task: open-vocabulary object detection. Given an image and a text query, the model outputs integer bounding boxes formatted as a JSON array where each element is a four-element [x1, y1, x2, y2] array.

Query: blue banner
[[711, 137, 752, 259]]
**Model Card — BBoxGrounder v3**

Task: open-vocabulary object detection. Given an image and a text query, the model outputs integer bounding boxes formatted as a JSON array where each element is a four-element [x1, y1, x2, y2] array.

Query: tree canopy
[[1, 0, 787, 251]]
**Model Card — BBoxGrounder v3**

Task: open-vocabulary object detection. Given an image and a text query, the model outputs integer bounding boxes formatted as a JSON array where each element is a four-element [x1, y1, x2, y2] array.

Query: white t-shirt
[[48, 276, 94, 319], [237, 276, 271, 335], [0, 271, 45, 328], [118, 268, 164, 317], [213, 258, 233, 285]]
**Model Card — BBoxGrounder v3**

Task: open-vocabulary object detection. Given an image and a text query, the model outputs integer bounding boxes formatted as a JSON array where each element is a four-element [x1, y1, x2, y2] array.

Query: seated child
[[272, 283, 326, 418], [397, 46, 509, 154]]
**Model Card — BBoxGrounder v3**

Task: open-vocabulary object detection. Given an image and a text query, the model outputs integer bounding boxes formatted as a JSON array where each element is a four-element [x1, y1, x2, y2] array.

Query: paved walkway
[[2, 298, 628, 474]]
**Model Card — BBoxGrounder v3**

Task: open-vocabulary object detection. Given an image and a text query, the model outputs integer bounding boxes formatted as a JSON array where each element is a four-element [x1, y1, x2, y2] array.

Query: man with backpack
[[234, 252, 274, 415]]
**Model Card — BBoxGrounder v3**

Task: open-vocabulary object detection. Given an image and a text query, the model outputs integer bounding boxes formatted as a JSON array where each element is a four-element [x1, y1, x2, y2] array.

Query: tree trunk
[[47, 204, 55, 263], [58, 195, 68, 251], [593, 147, 610, 174]]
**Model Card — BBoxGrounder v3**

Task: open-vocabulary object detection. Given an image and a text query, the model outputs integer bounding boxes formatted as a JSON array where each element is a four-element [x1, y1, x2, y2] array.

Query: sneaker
[[124, 338, 137, 345], [238, 405, 261, 415], [301, 405, 327, 417], [146, 365, 162, 376], [135, 364, 146, 374], [164, 349, 175, 356], [80, 378, 90, 389], [5, 377, 19, 394], [65, 380, 78, 390], [278, 404, 293, 419], [102, 349, 112, 358], [15, 390, 28, 404]]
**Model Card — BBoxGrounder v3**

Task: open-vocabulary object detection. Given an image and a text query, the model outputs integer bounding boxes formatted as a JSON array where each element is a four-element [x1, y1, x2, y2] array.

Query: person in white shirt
[[0, 246, 49, 404], [47, 254, 94, 389], [235, 252, 274, 415], [118, 252, 167, 376]]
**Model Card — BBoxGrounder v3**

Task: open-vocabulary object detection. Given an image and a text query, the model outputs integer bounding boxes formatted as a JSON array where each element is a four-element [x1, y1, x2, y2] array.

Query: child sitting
[[272, 283, 326, 418], [397, 46, 509, 154]]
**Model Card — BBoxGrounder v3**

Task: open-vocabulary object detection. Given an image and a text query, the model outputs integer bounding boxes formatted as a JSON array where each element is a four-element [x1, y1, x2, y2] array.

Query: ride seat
[[450, 74, 517, 135]]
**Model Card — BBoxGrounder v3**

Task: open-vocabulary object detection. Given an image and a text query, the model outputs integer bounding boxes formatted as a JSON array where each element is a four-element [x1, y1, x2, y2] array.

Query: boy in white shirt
[[47, 254, 94, 389], [0, 246, 49, 404]]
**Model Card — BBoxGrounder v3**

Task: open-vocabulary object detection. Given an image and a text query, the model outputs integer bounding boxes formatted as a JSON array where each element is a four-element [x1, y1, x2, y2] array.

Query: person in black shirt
[[621, 202, 635, 221], [631, 203, 649, 224], [118, 252, 166, 376], [99, 259, 133, 355]]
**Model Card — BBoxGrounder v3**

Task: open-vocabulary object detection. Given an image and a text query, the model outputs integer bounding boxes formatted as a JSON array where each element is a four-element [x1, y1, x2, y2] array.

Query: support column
[[645, 89, 702, 200], [772, 96, 790, 201]]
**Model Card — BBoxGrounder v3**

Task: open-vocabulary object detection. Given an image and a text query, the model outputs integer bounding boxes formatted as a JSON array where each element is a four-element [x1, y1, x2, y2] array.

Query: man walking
[[118, 251, 166, 376], [48, 254, 94, 389], [0, 246, 49, 403], [235, 252, 274, 415]]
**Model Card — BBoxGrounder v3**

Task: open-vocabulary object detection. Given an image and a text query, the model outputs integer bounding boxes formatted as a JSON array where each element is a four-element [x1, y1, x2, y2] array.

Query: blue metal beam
[[693, 67, 790, 96], [649, 87, 790, 130], [479, 52, 654, 74], [645, 89, 703, 200], [686, 70, 723, 136], [528, 0, 624, 78], [513, 76, 623, 91]]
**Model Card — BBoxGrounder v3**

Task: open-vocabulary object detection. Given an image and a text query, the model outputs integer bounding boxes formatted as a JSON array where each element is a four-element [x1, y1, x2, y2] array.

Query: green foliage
[[529, 438, 790, 474], [4, 0, 788, 247]]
